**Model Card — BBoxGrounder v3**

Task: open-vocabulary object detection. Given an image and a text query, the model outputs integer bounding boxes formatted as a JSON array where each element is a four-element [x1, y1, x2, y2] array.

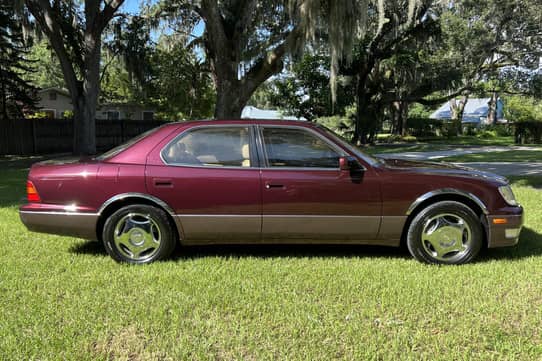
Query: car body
[[20, 120, 523, 264]]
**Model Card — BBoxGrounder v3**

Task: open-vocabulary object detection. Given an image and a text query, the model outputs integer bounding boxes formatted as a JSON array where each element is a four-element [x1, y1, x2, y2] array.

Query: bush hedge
[[514, 121, 542, 144]]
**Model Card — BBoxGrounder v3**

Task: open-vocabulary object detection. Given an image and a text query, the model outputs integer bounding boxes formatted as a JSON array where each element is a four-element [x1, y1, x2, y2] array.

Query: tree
[[24, 39, 65, 89], [0, 2, 37, 120], [336, 0, 436, 143], [267, 53, 356, 121], [437, 0, 542, 130], [25, 0, 124, 155], [101, 14, 215, 120], [149, 39, 215, 120], [157, 0, 305, 119]]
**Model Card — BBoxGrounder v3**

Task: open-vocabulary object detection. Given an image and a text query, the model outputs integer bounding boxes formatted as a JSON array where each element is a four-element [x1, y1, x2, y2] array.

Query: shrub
[[476, 130, 497, 139], [382, 134, 418, 143], [406, 117, 444, 137], [514, 121, 542, 144]]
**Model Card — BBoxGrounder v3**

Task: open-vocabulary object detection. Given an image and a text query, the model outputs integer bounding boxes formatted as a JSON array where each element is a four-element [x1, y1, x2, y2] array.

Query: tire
[[406, 201, 483, 265], [102, 204, 176, 264]]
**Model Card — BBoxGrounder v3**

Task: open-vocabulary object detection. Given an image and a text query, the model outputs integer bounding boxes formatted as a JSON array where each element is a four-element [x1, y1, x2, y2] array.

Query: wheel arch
[[400, 189, 489, 248], [96, 193, 181, 242]]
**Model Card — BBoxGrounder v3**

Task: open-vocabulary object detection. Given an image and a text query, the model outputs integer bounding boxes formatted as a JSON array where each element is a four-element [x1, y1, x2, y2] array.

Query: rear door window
[[162, 126, 252, 167]]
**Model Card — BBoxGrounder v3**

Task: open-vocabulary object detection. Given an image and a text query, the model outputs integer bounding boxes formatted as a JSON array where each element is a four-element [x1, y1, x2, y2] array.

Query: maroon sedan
[[20, 120, 523, 264]]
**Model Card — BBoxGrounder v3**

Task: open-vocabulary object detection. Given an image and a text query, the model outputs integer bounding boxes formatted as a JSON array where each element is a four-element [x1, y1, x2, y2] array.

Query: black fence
[[0, 118, 166, 155]]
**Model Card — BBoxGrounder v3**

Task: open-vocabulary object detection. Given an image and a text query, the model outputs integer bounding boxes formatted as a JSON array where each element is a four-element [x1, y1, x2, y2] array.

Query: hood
[[379, 158, 508, 184]]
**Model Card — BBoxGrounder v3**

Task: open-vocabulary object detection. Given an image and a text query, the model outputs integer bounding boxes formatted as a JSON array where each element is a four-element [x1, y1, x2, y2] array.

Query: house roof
[[430, 98, 503, 122], [37, 87, 70, 97], [241, 106, 306, 121]]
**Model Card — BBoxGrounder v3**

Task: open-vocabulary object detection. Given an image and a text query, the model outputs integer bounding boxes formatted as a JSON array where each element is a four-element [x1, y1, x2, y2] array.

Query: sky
[[120, 0, 142, 15], [119, 0, 205, 38]]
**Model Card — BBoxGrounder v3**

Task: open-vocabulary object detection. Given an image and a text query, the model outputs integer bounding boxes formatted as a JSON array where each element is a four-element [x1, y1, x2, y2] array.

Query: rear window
[[95, 127, 160, 161]]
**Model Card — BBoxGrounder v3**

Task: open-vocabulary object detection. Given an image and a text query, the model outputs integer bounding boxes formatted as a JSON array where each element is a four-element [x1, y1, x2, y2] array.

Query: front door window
[[261, 127, 340, 168]]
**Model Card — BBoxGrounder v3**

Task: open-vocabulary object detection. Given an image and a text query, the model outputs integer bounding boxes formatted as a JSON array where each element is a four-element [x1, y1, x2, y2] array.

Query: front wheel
[[103, 204, 176, 264], [406, 201, 483, 265]]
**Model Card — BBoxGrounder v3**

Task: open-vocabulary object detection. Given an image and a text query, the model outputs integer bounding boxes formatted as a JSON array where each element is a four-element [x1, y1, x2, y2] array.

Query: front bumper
[[486, 206, 524, 248], [20, 205, 99, 240]]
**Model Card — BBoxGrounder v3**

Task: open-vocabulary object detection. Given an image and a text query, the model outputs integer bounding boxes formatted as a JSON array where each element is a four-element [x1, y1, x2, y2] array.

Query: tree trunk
[[0, 71, 6, 121], [392, 101, 408, 136], [214, 74, 245, 119], [400, 102, 409, 136], [486, 92, 498, 125], [450, 95, 469, 136], [72, 95, 97, 155], [69, 35, 100, 155]]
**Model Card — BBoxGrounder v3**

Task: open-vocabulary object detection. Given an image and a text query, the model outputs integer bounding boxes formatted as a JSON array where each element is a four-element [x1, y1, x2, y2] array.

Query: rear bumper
[[19, 207, 98, 240], [487, 206, 524, 248]]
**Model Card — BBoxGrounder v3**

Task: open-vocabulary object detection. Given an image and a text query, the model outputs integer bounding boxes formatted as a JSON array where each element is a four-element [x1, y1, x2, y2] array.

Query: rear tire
[[103, 204, 176, 264], [406, 201, 483, 265]]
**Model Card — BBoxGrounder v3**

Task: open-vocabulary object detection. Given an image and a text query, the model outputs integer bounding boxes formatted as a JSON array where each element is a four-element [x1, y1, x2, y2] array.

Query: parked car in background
[[20, 120, 523, 264]]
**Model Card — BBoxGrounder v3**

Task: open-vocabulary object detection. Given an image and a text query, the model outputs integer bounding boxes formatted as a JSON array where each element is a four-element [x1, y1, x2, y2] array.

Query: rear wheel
[[406, 201, 483, 264], [103, 204, 176, 264]]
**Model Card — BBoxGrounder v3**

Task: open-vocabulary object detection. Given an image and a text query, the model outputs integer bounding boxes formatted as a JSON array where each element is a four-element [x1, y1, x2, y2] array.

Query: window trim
[[160, 124, 259, 170], [256, 125, 346, 171], [107, 110, 120, 120], [142, 111, 154, 121], [42, 109, 56, 119]]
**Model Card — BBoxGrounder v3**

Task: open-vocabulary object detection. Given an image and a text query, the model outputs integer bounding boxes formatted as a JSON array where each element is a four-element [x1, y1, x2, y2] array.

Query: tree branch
[[25, 0, 80, 96], [242, 25, 302, 98], [411, 87, 473, 106], [100, 0, 125, 31]]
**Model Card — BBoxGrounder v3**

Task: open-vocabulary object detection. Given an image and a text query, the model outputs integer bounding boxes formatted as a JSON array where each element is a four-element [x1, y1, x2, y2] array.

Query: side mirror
[[339, 156, 365, 171], [339, 156, 351, 171]]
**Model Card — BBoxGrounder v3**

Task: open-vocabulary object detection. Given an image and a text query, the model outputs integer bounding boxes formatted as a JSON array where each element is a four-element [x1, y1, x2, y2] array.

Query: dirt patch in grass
[[90, 326, 170, 361]]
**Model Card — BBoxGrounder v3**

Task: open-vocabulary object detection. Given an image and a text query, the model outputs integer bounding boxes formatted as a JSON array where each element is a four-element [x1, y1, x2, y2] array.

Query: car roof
[[171, 119, 315, 128]]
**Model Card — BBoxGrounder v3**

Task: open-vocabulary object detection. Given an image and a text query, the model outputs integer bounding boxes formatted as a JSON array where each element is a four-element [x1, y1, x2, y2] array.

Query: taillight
[[26, 181, 41, 202]]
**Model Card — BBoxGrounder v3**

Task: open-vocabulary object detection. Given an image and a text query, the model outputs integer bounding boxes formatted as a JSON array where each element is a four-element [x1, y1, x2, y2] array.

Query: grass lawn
[[1, 157, 542, 360], [364, 135, 538, 155], [438, 149, 542, 163]]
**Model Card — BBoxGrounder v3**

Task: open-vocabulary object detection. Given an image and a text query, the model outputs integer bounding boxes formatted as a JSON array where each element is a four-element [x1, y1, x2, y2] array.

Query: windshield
[[317, 125, 381, 166], [95, 127, 160, 161]]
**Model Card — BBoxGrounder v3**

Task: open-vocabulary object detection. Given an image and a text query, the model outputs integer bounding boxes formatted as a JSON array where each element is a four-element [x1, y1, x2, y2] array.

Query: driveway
[[376, 146, 542, 176]]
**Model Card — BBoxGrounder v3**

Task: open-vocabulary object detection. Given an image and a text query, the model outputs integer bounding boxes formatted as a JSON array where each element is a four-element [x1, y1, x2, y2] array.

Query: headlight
[[498, 185, 518, 206]]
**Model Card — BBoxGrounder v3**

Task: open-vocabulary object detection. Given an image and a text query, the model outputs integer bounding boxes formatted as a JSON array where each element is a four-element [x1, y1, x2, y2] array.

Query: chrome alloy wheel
[[420, 213, 472, 261], [113, 212, 162, 261]]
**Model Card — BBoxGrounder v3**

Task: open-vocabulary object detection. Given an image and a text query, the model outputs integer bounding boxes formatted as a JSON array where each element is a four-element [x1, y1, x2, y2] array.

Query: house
[[34, 88, 155, 120], [96, 103, 155, 121], [429, 98, 505, 124], [35, 87, 72, 118], [241, 105, 306, 121]]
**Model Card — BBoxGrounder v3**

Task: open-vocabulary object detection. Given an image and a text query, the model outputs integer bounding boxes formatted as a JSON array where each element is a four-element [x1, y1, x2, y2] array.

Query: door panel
[[146, 125, 261, 243], [147, 166, 261, 242], [261, 168, 381, 241], [259, 126, 381, 241]]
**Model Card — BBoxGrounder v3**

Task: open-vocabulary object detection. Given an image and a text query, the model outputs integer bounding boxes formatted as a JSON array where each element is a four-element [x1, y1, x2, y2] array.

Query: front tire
[[103, 204, 176, 264], [406, 201, 483, 265]]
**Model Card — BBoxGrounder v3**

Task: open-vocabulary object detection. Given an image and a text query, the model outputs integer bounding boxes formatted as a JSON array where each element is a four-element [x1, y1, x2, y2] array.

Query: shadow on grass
[[479, 227, 542, 262], [508, 176, 542, 189], [70, 227, 542, 263], [0, 155, 50, 208], [69, 241, 108, 257], [172, 243, 411, 261], [69, 240, 410, 260]]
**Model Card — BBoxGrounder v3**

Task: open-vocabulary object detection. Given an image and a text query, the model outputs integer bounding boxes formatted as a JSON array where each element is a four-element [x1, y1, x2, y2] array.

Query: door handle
[[265, 183, 284, 189], [153, 178, 173, 187]]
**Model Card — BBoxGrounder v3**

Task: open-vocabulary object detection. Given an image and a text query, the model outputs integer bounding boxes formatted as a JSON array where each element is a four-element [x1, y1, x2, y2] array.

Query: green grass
[[365, 135, 523, 155], [438, 149, 542, 163], [2, 157, 542, 360]]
